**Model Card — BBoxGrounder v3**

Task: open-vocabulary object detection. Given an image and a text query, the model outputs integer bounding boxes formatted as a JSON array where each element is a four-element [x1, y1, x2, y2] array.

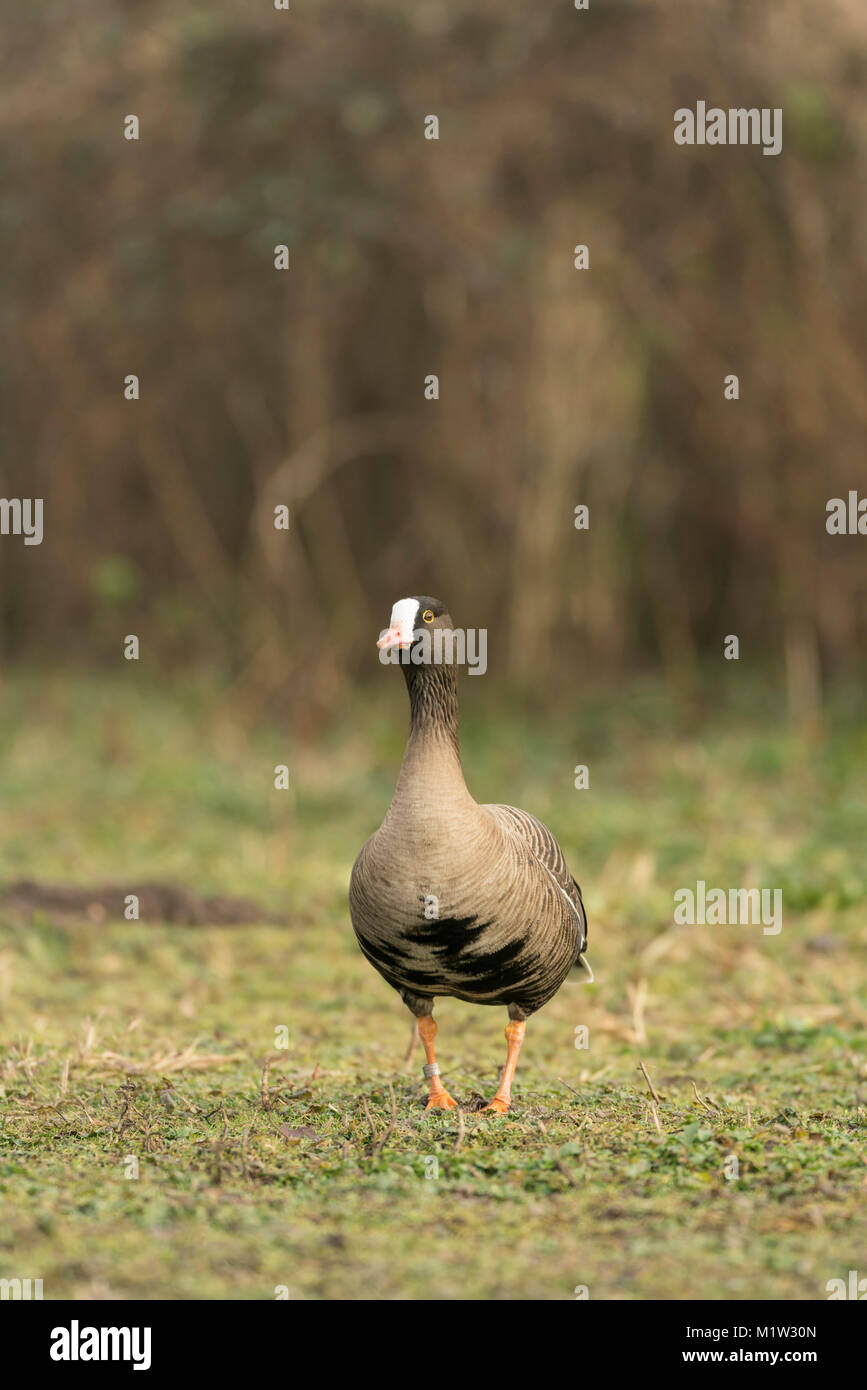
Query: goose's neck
[[406, 660, 459, 744], [393, 662, 472, 803]]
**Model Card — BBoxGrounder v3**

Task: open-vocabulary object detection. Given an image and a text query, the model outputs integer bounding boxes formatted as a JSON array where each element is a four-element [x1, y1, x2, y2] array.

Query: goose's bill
[[377, 623, 414, 651]]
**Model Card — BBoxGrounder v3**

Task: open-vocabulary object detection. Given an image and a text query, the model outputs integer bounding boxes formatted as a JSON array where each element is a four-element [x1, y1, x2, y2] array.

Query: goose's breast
[[349, 825, 578, 1006]]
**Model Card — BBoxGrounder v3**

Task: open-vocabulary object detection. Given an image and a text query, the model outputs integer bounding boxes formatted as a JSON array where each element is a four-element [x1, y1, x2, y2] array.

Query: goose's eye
[[422, 609, 434, 623]]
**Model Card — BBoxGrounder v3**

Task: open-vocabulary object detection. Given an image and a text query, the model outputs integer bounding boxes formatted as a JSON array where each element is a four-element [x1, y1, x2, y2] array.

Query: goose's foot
[[425, 1087, 458, 1112], [482, 1019, 526, 1115]]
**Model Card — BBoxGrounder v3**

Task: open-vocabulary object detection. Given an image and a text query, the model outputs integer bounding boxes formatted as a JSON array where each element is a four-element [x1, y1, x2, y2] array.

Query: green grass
[[0, 671, 865, 1300]]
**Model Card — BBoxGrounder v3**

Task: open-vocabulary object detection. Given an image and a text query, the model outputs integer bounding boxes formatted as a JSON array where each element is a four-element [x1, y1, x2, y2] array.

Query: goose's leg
[[417, 1015, 458, 1111], [483, 1018, 526, 1114]]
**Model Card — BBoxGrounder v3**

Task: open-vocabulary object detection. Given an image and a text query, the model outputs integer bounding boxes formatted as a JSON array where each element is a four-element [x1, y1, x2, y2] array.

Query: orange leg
[[417, 1016, 457, 1110], [483, 1019, 526, 1114]]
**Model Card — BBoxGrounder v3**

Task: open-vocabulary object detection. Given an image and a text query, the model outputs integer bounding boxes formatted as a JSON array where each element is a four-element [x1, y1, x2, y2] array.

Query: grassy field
[[0, 671, 865, 1300]]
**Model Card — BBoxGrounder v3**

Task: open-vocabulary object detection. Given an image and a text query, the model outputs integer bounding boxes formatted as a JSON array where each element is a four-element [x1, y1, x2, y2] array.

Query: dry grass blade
[[627, 978, 649, 1045], [691, 1080, 719, 1113], [87, 1044, 247, 1075], [638, 1059, 662, 1105], [403, 1020, 419, 1070], [556, 1076, 582, 1099], [452, 1105, 466, 1154]]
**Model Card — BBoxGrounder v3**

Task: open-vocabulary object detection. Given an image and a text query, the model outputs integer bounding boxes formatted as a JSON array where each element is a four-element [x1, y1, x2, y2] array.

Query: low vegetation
[[1, 673, 864, 1299]]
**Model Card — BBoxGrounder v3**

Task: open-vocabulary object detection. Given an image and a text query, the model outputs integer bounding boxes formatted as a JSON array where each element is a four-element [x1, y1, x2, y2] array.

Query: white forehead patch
[[389, 598, 420, 632]]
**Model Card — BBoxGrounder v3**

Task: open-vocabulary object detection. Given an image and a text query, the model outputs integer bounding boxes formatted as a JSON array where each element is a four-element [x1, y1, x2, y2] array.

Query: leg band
[[422, 1062, 440, 1078]]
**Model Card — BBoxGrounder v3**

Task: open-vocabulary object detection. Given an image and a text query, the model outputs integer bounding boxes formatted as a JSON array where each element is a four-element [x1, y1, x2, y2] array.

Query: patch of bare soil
[[0, 880, 285, 926]]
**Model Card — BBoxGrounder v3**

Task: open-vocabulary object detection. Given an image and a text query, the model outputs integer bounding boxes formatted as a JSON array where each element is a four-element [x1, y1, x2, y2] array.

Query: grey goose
[[349, 596, 591, 1113]]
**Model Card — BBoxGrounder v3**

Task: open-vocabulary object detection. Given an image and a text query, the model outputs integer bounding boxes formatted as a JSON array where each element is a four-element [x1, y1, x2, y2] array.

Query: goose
[[349, 596, 591, 1113]]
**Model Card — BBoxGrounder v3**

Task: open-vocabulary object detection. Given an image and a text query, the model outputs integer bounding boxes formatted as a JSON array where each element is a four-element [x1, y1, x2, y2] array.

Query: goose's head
[[376, 596, 453, 654]]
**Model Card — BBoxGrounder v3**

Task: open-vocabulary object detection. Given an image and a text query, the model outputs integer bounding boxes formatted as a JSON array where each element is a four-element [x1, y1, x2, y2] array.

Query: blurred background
[[1, 0, 865, 726], [1, 0, 866, 1303]]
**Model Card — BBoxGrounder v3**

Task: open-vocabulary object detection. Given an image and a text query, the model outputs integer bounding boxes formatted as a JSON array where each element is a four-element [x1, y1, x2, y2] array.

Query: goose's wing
[[482, 803, 588, 957]]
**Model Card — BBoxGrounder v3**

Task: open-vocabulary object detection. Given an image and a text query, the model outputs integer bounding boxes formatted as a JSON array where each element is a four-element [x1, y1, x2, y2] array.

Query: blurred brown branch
[[0, 0, 864, 725]]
